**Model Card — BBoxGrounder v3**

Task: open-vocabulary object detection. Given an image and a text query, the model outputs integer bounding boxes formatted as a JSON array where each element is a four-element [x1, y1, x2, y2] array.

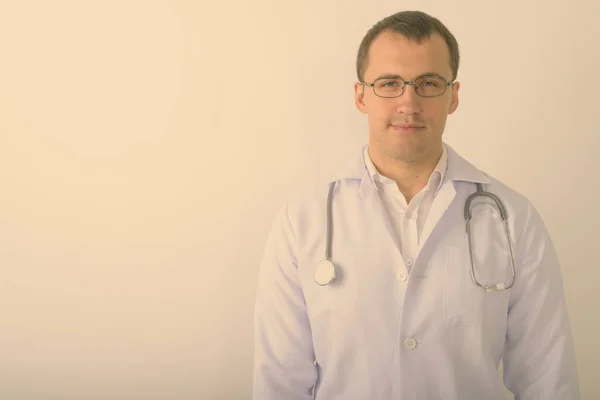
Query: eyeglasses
[[359, 75, 455, 98]]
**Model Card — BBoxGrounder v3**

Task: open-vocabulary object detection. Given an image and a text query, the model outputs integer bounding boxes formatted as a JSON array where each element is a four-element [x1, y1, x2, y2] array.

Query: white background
[[0, 0, 598, 398]]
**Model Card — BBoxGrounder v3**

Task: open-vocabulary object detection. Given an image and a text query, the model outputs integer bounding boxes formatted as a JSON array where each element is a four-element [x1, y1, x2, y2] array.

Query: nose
[[395, 84, 422, 114]]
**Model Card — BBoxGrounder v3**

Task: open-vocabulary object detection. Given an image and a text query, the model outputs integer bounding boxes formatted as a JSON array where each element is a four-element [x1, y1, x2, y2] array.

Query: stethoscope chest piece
[[313, 259, 336, 286]]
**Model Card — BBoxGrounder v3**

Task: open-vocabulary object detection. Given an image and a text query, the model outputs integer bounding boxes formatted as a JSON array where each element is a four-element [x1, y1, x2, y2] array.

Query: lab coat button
[[405, 258, 413, 266], [396, 270, 407, 281], [404, 337, 417, 349]]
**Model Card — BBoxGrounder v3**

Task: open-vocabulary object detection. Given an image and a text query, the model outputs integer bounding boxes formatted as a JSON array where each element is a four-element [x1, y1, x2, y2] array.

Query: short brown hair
[[356, 10, 460, 82]]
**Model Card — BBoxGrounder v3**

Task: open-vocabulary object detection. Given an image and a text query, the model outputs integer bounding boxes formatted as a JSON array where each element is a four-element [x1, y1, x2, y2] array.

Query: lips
[[392, 123, 424, 129], [391, 123, 425, 132]]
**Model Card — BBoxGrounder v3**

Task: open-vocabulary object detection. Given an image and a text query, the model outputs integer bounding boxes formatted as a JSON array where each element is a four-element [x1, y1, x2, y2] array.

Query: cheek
[[426, 113, 451, 135], [366, 101, 396, 122], [423, 104, 451, 124]]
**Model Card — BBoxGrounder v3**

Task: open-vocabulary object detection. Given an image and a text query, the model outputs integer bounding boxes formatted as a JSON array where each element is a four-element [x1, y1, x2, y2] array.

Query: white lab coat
[[253, 143, 579, 400]]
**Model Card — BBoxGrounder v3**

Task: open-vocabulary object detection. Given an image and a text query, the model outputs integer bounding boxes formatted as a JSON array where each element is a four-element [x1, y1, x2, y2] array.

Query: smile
[[391, 124, 425, 132]]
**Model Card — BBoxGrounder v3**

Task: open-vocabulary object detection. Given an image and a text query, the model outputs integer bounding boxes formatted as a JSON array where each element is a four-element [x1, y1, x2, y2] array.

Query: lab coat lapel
[[417, 180, 456, 255], [416, 144, 491, 257], [358, 168, 403, 255], [333, 145, 403, 255]]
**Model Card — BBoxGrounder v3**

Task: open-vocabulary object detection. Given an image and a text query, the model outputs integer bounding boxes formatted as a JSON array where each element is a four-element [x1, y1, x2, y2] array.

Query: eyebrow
[[372, 72, 446, 81]]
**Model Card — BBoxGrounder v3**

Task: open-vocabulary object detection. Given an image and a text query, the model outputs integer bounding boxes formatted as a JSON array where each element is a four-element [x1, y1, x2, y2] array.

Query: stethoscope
[[313, 181, 517, 292]]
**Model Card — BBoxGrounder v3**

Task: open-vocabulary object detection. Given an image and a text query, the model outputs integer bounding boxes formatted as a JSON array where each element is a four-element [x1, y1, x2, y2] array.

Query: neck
[[369, 145, 443, 203]]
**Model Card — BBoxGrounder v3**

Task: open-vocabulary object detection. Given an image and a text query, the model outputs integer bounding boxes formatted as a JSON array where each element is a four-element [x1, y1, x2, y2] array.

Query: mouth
[[390, 123, 425, 133]]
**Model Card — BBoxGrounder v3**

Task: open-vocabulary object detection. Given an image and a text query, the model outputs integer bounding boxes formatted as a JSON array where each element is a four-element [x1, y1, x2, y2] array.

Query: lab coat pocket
[[443, 245, 482, 327], [305, 270, 362, 355], [307, 281, 357, 329], [443, 244, 485, 367]]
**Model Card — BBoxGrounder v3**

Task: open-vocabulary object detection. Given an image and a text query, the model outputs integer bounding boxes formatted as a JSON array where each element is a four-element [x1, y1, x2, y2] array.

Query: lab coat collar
[[333, 142, 491, 187], [364, 144, 448, 198], [326, 142, 491, 256]]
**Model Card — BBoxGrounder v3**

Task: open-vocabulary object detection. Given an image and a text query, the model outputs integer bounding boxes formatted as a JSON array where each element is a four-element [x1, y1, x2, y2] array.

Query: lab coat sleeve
[[252, 200, 317, 400], [502, 200, 580, 399]]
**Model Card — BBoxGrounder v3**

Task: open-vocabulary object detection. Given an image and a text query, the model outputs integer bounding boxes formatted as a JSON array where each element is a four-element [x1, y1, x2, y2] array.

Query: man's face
[[354, 31, 460, 165]]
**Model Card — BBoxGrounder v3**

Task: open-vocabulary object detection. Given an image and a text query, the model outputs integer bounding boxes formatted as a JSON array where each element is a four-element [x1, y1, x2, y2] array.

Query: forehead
[[364, 31, 452, 81]]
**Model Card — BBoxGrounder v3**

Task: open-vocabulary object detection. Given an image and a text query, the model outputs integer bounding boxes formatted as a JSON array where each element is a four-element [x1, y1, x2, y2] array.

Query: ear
[[354, 82, 368, 114], [448, 81, 460, 115]]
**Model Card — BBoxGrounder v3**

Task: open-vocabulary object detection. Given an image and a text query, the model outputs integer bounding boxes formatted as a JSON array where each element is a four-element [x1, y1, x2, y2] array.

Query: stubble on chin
[[374, 127, 433, 164]]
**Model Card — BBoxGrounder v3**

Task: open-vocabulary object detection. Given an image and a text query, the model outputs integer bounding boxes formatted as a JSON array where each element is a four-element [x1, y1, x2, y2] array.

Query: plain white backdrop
[[0, 0, 598, 398]]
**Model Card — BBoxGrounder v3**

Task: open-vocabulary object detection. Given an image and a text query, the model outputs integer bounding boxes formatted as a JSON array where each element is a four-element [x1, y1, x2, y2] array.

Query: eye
[[377, 79, 402, 88], [420, 79, 441, 87]]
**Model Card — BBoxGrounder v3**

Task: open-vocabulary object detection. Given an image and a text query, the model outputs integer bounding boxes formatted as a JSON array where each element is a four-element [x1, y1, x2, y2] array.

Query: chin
[[384, 146, 426, 163]]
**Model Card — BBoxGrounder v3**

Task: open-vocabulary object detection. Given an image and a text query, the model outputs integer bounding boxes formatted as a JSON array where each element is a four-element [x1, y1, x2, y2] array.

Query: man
[[252, 10, 579, 400]]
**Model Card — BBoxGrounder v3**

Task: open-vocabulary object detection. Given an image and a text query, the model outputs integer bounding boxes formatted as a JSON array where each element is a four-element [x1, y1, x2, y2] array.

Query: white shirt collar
[[363, 144, 448, 197]]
